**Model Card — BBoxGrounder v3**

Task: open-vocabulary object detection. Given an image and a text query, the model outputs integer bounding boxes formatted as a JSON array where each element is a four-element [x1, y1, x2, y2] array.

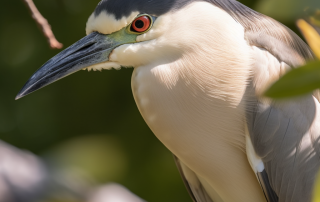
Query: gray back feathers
[[208, 0, 313, 66]]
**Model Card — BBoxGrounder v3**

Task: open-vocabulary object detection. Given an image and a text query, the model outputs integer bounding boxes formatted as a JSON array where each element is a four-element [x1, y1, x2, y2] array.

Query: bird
[[15, 0, 320, 201]]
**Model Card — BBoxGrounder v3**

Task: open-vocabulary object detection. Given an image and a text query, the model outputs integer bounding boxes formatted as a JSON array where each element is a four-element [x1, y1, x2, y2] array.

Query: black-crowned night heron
[[16, 0, 320, 201]]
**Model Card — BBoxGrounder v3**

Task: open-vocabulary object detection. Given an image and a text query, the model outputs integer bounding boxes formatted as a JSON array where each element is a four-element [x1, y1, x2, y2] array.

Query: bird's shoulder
[[215, 1, 315, 98], [220, 0, 313, 66], [223, 0, 320, 101]]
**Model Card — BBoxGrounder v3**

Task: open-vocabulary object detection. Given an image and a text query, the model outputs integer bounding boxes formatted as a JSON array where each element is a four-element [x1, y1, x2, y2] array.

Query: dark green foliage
[[265, 61, 320, 99]]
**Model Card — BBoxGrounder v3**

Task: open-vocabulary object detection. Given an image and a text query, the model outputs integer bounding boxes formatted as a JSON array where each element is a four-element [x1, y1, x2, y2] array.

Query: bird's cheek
[[109, 44, 147, 68]]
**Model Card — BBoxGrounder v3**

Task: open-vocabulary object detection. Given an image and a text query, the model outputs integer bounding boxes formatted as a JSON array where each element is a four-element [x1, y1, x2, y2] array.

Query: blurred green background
[[1, 0, 319, 201]]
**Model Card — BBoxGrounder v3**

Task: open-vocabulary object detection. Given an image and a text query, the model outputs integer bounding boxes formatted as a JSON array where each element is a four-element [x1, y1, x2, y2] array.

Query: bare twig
[[23, 0, 63, 49]]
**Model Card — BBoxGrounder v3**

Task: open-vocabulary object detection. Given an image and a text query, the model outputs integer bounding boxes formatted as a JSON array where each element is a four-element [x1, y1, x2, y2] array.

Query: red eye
[[131, 16, 151, 33]]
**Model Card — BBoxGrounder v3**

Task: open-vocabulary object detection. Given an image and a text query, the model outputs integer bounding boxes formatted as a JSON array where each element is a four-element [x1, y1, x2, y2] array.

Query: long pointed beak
[[16, 29, 136, 100]]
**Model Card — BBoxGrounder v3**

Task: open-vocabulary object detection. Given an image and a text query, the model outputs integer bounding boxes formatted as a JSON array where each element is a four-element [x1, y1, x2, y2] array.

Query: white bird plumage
[[130, 3, 265, 201], [17, 0, 320, 201]]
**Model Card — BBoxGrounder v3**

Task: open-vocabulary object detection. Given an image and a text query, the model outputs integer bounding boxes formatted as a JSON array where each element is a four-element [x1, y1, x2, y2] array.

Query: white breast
[[131, 60, 266, 201], [131, 60, 264, 201], [129, 2, 266, 201]]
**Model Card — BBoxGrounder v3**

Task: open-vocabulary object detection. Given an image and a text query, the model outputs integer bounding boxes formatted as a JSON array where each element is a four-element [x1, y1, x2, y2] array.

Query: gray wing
[[173, 155, 214, 202], [246, 97, 320, 202], [239, 5, 320, 200], [221, 1, 320, 202], [210, 1, 317, 201]]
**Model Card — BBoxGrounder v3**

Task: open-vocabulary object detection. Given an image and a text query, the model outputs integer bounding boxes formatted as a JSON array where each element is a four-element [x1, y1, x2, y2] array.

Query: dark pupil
[[135, 20, 144, 29]]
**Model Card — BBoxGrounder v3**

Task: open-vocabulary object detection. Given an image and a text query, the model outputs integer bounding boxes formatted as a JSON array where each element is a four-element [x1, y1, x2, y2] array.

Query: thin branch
[[23, 0, 63, 49]]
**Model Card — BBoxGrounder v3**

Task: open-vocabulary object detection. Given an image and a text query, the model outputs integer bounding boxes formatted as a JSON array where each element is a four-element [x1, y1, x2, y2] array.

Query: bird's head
[[16, 0, 250, 100]]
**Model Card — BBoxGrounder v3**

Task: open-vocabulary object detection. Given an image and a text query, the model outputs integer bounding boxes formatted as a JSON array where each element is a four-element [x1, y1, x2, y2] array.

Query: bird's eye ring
[[129, 15, 152, 34]]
